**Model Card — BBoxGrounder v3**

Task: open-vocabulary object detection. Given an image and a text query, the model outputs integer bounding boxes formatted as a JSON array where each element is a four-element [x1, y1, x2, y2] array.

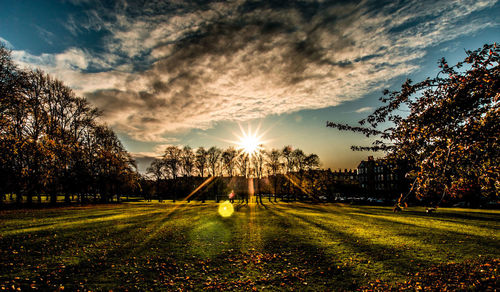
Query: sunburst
[[234, 124, 266, 157]]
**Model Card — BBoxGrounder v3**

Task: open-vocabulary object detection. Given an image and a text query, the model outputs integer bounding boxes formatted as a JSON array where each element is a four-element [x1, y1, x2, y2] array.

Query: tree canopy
[[0, 44, 138, 205], [328, 43, 499, 202]]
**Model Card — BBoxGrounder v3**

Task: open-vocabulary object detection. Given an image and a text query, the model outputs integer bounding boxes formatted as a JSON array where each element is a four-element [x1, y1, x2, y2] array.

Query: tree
[[195, 147, 208, 177], [163, 146, 182, 180], [281, 146, 293, 173], [252, 147, 267, 204], [0, 45, 138, 206], [327, 43, 499, 204], [281, 146, 294, 200], [181, 146, 195, 177], [237, 150, 250, 178], [147, 159, 166, 201], [163, 146, 183, 202], [291, 149, 306, 173], [221, 147, 237, 177], [207, 146, 222, 177], [267, 148, 282, 202], [305, 154, 320, 171]]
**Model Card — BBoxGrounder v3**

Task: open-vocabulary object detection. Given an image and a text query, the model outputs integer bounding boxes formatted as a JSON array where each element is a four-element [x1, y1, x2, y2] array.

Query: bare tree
[[237, 150, 249, 178], [281, 146, 293, 173], [253, 147, 267, 204], [222, 147, 237, 177], [267, 148, 282, 202], [146, 159, 165, 201], [163, 146, 183, 202], [195, 147, 208, 177], [181, 146, 195, 177], [207, 146, 222, 177], [291, 149, 306, 173]]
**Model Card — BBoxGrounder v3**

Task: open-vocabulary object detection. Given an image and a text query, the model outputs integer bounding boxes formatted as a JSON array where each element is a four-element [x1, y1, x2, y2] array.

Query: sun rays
[[233, 123, 268, 158]]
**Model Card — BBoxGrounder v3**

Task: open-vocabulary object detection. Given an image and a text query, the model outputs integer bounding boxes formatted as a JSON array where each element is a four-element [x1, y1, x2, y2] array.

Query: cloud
[[10, 0, 498, 142], [129, 153, 157, 174], [355, 107, 373, 113], [0, 37, 13, 49]]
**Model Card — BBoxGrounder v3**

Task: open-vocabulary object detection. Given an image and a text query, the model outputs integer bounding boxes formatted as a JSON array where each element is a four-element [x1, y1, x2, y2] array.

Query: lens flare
[[240, 134, 259, 155], [234, 124, 266, 157], [218, 200, 234, 217]]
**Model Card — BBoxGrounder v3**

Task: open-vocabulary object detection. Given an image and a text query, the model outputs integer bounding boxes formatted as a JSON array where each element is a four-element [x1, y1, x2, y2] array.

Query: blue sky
[[1, 0, 499, 172]]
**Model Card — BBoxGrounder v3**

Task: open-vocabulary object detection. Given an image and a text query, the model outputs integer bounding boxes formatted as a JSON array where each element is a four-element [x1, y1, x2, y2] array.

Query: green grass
[[0, 202, 498, 290]]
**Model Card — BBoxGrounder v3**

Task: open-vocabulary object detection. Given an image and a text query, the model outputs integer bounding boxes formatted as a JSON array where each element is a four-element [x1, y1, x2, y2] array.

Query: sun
[[240, 133, 259, 155], [234, 124, 266, 157]]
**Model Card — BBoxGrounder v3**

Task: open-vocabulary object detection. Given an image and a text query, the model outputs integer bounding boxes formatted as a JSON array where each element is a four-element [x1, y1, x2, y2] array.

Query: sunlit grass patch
[[0, 202, 498, 290]]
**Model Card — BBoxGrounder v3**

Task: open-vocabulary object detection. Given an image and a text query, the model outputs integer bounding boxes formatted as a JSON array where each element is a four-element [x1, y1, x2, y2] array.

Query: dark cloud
[[13, 0, 498, 142]]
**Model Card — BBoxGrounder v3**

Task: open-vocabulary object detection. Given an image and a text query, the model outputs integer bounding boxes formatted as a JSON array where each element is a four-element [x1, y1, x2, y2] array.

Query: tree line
[[0, 45, 139, 206], [147, 145, 320, 179], [145, 145, 324, 203]]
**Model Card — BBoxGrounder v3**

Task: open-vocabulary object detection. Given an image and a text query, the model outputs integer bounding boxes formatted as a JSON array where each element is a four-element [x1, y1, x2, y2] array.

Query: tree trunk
[[50, 192, 57, 205]]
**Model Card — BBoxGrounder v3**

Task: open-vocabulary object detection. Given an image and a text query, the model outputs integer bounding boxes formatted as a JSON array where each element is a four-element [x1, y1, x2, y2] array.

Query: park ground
[[0, 202, 498, 291]]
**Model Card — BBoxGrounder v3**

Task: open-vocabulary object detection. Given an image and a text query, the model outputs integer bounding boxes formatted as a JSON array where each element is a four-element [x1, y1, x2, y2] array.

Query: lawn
[[0, 202, 498, 290]]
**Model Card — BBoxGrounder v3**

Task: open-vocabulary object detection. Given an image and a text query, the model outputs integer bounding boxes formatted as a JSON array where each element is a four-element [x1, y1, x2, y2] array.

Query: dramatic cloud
[[9, 0, 498, 142]]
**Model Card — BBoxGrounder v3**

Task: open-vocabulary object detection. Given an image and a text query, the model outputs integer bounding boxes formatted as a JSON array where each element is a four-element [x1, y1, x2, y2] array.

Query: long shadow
[[343, 212, 500, 257], [1, 209, 167, 236], [344, 206, 500, 231], [280, 202, 347, 215], [267, 205, 436, 279], [277, 205, 499, 257], [247, 205, 362, 290], [346, 211, 499, 238], [349, 205, 500, 223], [1, 207, 159, 229], [256, 202, 268, 209], [1, 203, 203, 290], [0, 206, 179, 262]]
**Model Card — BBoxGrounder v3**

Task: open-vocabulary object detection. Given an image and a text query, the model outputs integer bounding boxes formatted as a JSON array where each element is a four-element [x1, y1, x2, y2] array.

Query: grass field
[[0, 202, 498, 290]]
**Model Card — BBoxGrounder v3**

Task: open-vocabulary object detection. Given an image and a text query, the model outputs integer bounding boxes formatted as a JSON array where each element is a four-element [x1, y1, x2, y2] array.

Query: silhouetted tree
[[267, 148, 282, 202], [181, 146, 195, 177], [0, 44, 138, 206], [222, 147, 237, 177], [237, 150, 249, 178], [147, 159, 166, 201], [195, 147, 208, 177], [207, 146, 222, 177], [328, 43, 499, 204]]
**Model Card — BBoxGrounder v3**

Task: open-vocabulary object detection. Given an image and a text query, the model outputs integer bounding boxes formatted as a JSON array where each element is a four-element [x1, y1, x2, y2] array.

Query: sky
[[1, 0, 499, 173]]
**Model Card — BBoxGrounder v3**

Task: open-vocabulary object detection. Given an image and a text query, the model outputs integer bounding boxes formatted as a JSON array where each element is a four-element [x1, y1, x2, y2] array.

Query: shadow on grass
[[345, 211, 499, 248], [268, 205, 435, 280], [235, 205, 362, 290], [2, 203, 498, 290], [0, 204, 206, 290], [348, 205, 500, 223]]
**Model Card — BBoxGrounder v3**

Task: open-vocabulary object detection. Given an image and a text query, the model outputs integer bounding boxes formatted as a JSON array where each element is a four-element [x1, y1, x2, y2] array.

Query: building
[[357, 156, 409, 200]]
